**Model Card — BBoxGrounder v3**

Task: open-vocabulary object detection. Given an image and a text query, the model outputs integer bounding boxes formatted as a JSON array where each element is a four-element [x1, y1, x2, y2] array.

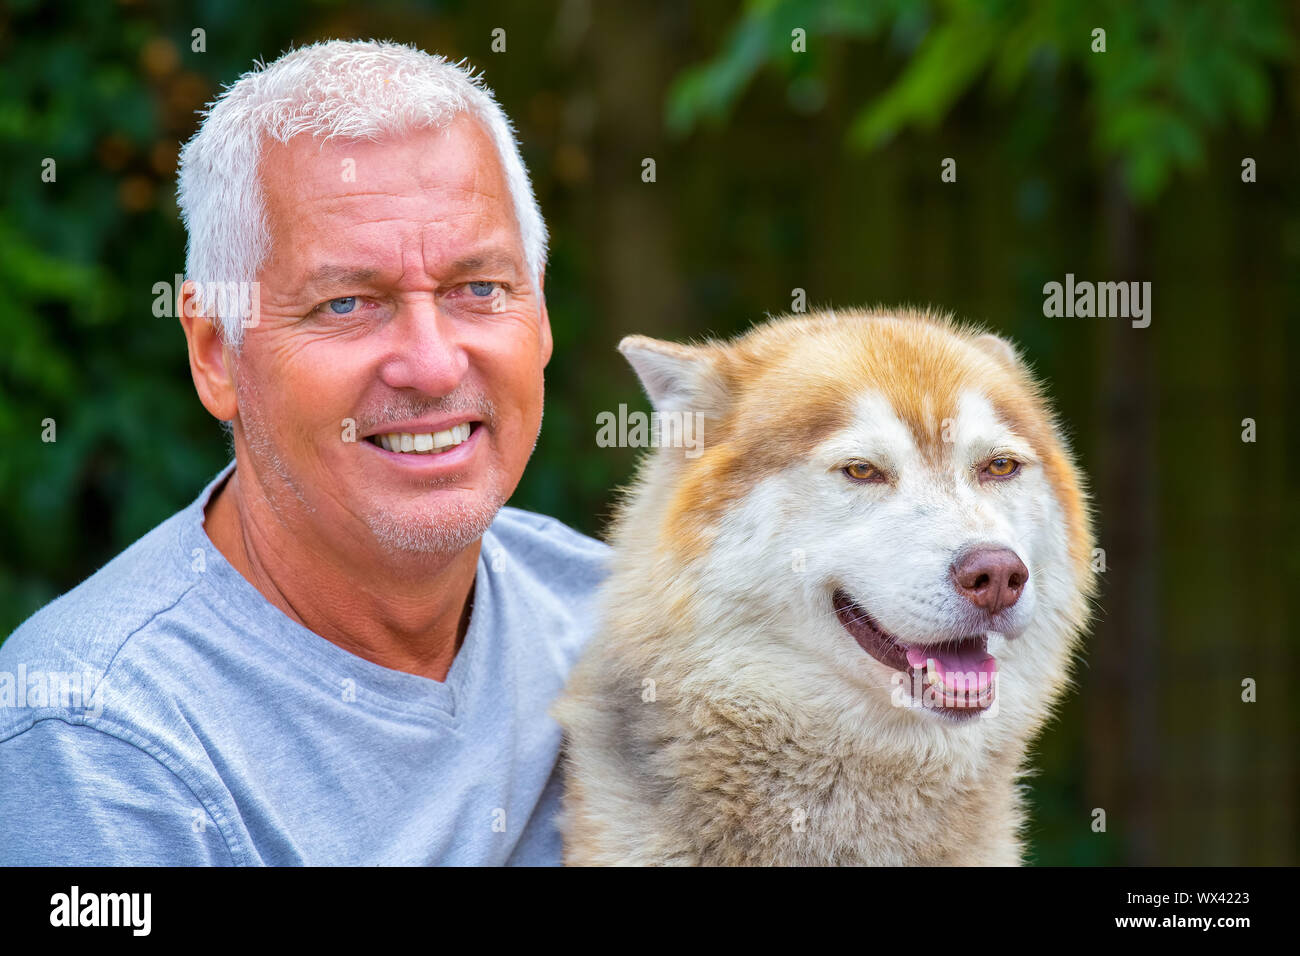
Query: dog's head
[[618, 309, 1096, 744]]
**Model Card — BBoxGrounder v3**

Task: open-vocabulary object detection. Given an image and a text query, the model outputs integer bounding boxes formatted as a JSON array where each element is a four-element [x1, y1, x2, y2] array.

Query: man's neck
[[202, 467, 481, 682]]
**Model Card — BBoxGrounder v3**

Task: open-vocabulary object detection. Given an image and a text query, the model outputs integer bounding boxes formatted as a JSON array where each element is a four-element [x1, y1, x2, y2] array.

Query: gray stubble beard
[[361, 464, 509, 554]]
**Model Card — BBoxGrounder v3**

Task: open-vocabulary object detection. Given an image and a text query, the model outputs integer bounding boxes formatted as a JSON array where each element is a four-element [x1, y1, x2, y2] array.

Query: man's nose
[[379, 303, 469, 393], [951, 547, 1029, 614]]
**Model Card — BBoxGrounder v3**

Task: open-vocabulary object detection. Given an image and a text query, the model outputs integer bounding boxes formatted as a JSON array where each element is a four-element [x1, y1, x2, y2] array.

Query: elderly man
[[0, 40, 608, 865]]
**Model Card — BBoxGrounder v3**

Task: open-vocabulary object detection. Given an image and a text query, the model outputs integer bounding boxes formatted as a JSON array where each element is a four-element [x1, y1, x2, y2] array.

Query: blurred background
[[0, 0, 1295, 864]]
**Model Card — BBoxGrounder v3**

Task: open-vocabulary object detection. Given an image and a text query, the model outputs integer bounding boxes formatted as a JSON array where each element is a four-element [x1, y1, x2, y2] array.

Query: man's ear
[[617, 335, 728, 417], [971, 332, 1023, 370], [538, 272, 553, 369], [178, 280, 238, 422]]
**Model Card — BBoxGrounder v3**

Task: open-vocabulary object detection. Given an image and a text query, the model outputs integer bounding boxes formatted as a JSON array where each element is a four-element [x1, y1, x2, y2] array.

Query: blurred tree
[[667, 0, 1288, 201]]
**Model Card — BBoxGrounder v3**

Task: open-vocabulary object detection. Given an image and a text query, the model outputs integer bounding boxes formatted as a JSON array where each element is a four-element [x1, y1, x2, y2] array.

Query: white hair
[[176, 39, 548, 346]]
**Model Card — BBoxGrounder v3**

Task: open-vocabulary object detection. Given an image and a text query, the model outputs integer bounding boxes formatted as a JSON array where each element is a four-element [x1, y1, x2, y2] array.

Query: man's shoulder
[[482, 506, 611, 669], [485, 506, 611, 600], [0, 506, 197, 721]]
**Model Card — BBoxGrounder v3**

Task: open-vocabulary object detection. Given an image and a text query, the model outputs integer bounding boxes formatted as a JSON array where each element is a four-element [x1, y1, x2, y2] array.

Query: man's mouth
[[365, 422, 477, 455], [832, 589, 997, 713]]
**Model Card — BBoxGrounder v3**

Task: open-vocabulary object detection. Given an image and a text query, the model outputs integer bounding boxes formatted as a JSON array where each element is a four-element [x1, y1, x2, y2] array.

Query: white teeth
[[435, 423, 472, 448], [371, 423, 474, 455]]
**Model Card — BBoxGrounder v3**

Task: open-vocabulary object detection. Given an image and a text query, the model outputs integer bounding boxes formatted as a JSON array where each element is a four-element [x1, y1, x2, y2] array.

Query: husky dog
[[553, 308, 1096, 866]]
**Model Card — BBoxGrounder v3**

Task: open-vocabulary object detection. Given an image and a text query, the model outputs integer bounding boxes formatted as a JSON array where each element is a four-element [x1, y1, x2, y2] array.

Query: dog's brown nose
[[952, 548, 1028, 614]]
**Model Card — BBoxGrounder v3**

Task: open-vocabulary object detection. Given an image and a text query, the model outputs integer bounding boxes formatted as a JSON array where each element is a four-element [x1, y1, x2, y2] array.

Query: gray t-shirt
[[0, 463, 610, 865]]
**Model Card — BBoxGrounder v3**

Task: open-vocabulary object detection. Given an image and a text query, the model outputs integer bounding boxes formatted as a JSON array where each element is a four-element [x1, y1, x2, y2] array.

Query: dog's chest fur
[[558, 668, 1026, 866]]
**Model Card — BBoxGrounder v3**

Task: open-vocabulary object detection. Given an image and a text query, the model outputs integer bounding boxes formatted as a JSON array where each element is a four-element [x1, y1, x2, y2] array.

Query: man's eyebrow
[[298, 251, 523, 297], [446, 250, 523, 276], [300, 266, 382, 296]]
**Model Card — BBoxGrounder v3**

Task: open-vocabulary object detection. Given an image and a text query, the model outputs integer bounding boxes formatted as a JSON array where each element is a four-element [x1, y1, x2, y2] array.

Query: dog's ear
[[618, 335, 727, 416], [971, 332, 1023, 370]]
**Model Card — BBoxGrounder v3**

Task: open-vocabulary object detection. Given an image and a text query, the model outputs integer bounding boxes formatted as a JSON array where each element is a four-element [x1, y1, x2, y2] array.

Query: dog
[[552, 307, 1096, 865]]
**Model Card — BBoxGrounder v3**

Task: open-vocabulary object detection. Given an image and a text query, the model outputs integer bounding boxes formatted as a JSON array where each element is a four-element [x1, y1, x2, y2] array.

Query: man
[[0, 40, 609, 865]]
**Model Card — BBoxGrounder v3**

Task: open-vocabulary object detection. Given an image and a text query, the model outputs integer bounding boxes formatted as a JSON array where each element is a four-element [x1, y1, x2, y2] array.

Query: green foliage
[[667, 0, 1291, 201], [0, 3, 234, 626]]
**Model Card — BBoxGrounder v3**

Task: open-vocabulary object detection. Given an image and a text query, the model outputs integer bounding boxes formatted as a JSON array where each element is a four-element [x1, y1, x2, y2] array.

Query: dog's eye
[[984, 457, 1020, 478], [843, 462, 884, 482]]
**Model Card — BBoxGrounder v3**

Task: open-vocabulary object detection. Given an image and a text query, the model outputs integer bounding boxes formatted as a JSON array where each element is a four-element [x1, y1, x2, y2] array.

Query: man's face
[[233, 115, 551, 554]]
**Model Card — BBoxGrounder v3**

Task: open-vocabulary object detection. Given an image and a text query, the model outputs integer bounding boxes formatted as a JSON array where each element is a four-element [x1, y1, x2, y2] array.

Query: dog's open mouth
[[833, 589, 997, 714]]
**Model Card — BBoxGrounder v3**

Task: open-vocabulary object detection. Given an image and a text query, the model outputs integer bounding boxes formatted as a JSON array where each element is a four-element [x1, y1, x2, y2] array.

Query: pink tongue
[[906, 645, 997, 690]]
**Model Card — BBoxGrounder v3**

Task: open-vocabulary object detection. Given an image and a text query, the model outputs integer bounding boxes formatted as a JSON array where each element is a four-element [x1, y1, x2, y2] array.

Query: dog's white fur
[[553, 308, 1096, 865]]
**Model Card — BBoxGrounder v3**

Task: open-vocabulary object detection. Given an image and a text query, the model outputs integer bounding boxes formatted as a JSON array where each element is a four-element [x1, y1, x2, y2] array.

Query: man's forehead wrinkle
[[293, 199, 495, 231], [307, 185, 425, 200], [306, 181, 502, 205], [264, 141, 505, 215]]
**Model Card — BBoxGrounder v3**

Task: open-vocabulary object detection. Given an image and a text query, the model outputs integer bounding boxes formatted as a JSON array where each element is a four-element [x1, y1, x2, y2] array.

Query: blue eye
[[468, 282, 496, 297], [329, 297, 357, 314]]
